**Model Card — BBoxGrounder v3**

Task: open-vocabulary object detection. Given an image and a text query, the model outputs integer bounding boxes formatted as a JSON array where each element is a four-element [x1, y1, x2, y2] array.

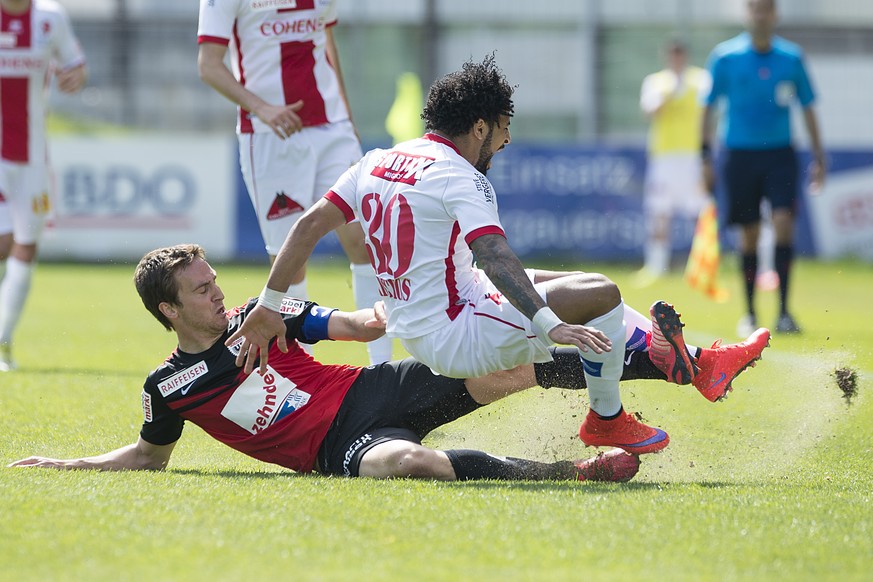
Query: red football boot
[[649, 300, 698, 385], [579, 408, 669, 454], [693, 327, 771, 402], [574, 448, 641, 482]]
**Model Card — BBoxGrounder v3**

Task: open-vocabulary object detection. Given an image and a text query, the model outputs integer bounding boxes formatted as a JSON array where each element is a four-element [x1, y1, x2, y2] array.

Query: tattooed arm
[[470, 234, 610, 354], [470, 234, 546, 319]]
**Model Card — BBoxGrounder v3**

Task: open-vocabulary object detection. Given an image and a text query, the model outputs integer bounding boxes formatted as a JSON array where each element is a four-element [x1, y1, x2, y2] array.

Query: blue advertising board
[[232, 142, 873, 264]]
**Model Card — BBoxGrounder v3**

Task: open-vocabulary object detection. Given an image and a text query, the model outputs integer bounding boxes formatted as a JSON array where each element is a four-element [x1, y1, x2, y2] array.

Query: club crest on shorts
[[266, 192, 304, 220]]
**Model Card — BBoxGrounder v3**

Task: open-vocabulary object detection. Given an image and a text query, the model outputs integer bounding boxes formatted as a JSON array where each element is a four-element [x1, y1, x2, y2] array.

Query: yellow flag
[[685, 201, 729, 302], [385, 72, 424, 145]]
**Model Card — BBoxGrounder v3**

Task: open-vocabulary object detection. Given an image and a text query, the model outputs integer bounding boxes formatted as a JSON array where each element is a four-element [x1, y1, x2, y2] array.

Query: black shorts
[[723, 146, 799, 225], [317, 358, 481, 477]]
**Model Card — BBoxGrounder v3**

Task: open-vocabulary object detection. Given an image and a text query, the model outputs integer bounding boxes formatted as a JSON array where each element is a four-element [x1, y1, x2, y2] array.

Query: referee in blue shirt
[[701, 0, 826, 336]]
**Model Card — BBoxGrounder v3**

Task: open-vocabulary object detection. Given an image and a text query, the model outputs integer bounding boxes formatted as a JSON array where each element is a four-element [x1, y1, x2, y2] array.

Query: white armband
[[257, 286, 286, 312], [532, 307, 563, 337]]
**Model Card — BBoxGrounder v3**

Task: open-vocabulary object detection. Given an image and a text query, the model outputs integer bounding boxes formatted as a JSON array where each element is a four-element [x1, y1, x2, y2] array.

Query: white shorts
[[643, 153, 707, 220], [401, 269, 553, 378], [238, 119, 363, 256], [0, 159, 50, 244]]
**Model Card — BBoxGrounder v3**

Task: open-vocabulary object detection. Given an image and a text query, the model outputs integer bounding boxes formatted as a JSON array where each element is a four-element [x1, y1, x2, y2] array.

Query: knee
[[586, 273, 621, 307], [388, 447, 444, 478], [369, 444, 449, 479]]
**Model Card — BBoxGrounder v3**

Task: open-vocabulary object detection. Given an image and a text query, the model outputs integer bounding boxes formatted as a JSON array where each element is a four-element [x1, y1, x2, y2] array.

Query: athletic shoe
[[775, 312, 802, 334], [574, 449, 641, 482], [579, 408, 669, 454], [649, 301, 698, 385], [692, 327, 771, 402], [0, 343, 15, 372], [736, 313, 757, 338]]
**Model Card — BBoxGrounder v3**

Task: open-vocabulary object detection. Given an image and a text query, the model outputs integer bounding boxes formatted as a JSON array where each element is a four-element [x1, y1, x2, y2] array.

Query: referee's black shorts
[[317, 358, 482, 477], [723, 146, 799, 225]]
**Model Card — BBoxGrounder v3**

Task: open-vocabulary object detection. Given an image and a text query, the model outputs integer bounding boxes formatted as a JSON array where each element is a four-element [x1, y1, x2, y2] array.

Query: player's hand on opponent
[[364, 300, 388, 330], [225, 304, 287, 376], [548, 322, 612, 354], [256, 100, 304, 139]]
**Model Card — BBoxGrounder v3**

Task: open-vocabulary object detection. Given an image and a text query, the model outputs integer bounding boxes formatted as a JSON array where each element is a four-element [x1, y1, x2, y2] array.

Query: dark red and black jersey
[[140, 297, 362, 473]]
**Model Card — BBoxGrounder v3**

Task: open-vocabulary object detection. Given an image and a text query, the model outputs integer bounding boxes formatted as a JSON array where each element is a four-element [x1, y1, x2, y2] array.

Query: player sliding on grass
[[229, 55, 771, 456], [9, 244, 644, 482], [9, 245, 767, 480]]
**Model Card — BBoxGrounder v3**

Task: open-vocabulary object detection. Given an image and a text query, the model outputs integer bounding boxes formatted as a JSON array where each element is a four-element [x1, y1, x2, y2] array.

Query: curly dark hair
[[421, 54, 515, 138]]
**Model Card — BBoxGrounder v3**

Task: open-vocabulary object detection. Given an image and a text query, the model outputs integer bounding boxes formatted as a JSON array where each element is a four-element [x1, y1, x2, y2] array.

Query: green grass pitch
[[1, 257, 870, 580]]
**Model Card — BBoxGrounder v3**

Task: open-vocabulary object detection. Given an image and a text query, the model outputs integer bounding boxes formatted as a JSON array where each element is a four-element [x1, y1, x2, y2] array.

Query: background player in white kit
[[196, 0, 391, 365], [0, 0, 86, 371], [230, 55, 771, 456]]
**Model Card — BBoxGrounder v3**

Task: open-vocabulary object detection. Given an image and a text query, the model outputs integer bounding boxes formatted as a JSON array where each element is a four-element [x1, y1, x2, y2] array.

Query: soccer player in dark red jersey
[[10, 243, 646, 482]]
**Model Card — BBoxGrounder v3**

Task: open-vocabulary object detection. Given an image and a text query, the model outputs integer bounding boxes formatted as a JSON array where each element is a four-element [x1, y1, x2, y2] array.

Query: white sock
[[0, 257, 34, 344], [645, 240, 670, 274], [580, 302, 625, 417], [351, 262, 393, 365], [286, 279, 313, 355]]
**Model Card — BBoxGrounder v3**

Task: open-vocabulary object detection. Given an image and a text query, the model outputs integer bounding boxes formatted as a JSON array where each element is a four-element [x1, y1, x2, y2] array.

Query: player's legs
[[357, 435, 640, 482], [541, 274, 668, 454], [336, 221, 393, 364], [315, 121, 391, 364], [240, 133, 315, 350], [764, 147, 801, 333], [0, 164, 47, 371], [725, 148, 765, 336], [640, 156, 676, 280]]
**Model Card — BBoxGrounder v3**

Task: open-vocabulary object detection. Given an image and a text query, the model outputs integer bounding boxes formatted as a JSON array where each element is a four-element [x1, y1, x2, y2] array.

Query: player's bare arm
[[327, 308, 387, 342], [802, 106, 827, 193], [197, 42, 302, 139], [470, 234, 610, 354], [55, 63, 86, 94], [8, 437, 175, 472], [226, 199, 348, 374], [700, 103, 717, 193]]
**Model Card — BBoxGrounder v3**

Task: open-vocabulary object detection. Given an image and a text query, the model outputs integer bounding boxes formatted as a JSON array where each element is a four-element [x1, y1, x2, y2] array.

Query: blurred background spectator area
[[58, 0, 873, 148]]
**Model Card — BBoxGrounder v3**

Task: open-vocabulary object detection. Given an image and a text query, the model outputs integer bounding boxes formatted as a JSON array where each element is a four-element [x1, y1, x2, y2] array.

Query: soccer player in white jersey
[[0, 0, 86, 371], [230, 56, 772, 456], [637, 39, 711, 283], [196, 0, 391, 365]]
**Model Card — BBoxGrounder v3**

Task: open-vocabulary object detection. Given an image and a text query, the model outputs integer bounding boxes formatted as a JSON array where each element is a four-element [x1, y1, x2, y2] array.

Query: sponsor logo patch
[[221, 366, 311, 434], [370, 152, 434, 185], [226, 336, 244, 358], [157, 361, 209, 397], [473, 173, 494, 203], [142, 391, 153, 422], [280, 297, 307, 315]]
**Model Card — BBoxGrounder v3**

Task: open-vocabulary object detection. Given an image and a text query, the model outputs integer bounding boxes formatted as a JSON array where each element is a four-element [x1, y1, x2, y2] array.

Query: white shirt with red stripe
[[0, 0, 84, 163], [197, 0, 349, 134], [326, 133, 506, 339]]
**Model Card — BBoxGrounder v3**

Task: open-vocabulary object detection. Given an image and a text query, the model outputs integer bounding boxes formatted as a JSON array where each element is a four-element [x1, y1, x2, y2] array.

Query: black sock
[[445, 449, 575, 481], [534, 347, 668, 389], [774, 244, 793, 314], [741, 252, 758, 316]]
